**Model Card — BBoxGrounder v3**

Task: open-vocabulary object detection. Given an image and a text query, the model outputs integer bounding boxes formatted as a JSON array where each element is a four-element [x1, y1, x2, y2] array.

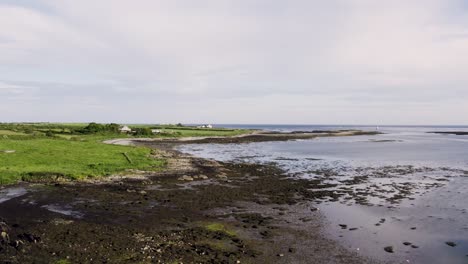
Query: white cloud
[[0, 0, 467, 124]]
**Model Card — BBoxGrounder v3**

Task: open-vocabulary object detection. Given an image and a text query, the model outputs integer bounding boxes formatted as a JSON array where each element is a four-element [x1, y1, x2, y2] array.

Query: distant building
[[151, 129, 161, 134], [197, 124, 213, 129], [119, 125, 132, 133]]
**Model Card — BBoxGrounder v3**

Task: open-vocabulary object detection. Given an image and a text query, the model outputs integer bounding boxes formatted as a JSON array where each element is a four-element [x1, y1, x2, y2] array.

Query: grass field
[[0, 138, 165, 184], [0, 130, 27, 136], [0, 123, 250, 185]]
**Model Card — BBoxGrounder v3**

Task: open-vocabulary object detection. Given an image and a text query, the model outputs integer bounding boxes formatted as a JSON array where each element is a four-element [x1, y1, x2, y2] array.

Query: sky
[[1, 0, 468, 125]]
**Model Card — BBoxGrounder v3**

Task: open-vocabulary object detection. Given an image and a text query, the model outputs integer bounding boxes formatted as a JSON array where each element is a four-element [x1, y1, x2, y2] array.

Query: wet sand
[[0, 131, 381, 263]]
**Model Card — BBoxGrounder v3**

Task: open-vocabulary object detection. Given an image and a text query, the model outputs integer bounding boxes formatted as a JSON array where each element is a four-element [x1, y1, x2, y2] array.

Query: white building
[[119, 125, 132, 133], [197, 124, 213, 129]]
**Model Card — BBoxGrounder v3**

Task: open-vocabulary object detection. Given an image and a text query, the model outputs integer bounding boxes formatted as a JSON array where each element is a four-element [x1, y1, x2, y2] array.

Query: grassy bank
[[0, 123, 250, 139], [0, 123, 251, 185], [0, 138, 165, 184]]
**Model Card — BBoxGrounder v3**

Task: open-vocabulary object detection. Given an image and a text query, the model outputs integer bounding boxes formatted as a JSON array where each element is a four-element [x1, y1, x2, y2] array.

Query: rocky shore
[[0, 132, 381, 264]]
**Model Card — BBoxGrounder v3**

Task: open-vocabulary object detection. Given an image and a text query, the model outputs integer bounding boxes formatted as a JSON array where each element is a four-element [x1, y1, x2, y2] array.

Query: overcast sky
[[1, 0, 467, 125]]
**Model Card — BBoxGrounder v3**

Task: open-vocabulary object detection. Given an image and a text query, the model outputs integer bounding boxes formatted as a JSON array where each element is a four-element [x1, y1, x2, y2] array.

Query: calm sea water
[[179, 125, 468, 264]]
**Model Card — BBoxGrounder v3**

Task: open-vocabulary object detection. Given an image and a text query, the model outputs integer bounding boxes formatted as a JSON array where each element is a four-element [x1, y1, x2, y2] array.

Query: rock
[[349, 228, 358, 231], [18, 233, 40, 243], [384, 246, 394, 253], [411, 245, 419, 248], [410, 227, 417, 230], [217, 173, 228, 179], [139, 190, 147, 195], [0, 231, 9, 243], [339, 224, 347, 229], [446, 241, 457, 247], [277, 253, 284, 257], [178, 175, 194, 181], [10, 239, 23, 249], [403, 242, 412, 246], [199, 175, 209, 180], [288, 247, 296, 253], [310, 207, 319, 211]]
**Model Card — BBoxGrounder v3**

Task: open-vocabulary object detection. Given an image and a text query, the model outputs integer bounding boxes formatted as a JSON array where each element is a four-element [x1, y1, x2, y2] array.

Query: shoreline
[[0, 131, 379, 263], [104, 129, 380, 146]]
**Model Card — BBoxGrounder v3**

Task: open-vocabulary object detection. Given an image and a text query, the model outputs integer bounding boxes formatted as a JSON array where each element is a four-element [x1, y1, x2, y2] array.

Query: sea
[[178, 125, 468, 264]]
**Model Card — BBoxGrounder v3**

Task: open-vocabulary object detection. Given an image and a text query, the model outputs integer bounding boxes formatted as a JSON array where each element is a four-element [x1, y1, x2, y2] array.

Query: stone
[[0, 231, 9, 243], [403, 242, 412, 246], [199, 175, 209, 180], [18, 233, 40, 243], [217, 175, 228, 180], [178, 175, 194, 181], [446, 241, 457, 247], [384, 246, 394, 253]]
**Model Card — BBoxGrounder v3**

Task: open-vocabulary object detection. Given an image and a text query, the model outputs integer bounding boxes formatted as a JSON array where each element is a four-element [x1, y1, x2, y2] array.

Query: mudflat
[[0, 131, 379, 264]]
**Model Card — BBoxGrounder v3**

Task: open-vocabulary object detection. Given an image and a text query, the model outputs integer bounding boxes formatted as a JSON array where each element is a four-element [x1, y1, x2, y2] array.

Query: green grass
[[0, 130, 27, 136], [204, 222, 237, 236], [0, 123, 251, 139], [0, 138, 165, 184], [55, 259, 71, 264], [0, 123, 251, 185]]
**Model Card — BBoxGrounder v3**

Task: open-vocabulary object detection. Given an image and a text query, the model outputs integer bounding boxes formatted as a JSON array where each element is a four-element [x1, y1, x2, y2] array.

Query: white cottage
[[119, 125, 132, 133]]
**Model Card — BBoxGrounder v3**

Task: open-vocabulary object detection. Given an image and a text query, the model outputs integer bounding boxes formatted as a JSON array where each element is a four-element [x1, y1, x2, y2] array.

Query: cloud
[[0, 0, 467, 124]]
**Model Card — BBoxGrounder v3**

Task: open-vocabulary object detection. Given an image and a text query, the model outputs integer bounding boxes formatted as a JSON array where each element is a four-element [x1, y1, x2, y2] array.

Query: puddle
[[41, 204, 84, 219], [0, 187, 27, 204]]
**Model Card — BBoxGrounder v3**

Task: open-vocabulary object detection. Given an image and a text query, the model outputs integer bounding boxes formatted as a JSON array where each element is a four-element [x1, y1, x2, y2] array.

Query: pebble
[[178, 175, 194, 181], [217, 175, 228, 180], [384, 246, 394, 253], [446, 241, 457, 247]]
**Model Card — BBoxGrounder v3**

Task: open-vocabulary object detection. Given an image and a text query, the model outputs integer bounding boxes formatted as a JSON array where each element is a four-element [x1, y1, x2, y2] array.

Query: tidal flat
[[1, 126, 467, 263]]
